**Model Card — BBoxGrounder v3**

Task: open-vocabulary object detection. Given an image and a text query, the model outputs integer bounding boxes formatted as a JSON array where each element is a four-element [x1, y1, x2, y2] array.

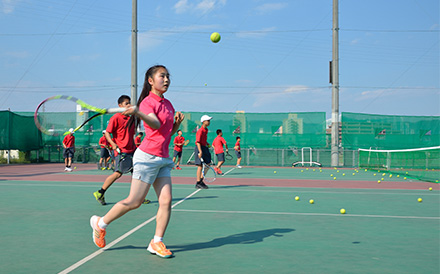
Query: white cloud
[[236, 27, 276, 39], [283, 85, 309, 94], [255, 3, 288, 14], [1, 0, 20, 14], [5, 50, 29, 58], [173, 0, 226, 15]]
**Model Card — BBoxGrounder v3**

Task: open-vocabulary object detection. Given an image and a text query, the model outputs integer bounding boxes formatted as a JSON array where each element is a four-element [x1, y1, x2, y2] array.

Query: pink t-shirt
[[138, 92, 175, 158], [212, 136, 226, 154]]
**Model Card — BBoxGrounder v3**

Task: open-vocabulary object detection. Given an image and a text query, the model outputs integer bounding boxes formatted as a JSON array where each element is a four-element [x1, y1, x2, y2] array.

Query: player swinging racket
[[212, 129, 228, 175], [194, 115, 213, 189], [172, 129, 185, 170], [90, 65, 184, 258]]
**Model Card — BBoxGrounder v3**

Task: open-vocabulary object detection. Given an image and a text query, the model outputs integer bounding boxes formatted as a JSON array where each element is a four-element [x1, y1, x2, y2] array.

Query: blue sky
[[0, 0, 438, 118]]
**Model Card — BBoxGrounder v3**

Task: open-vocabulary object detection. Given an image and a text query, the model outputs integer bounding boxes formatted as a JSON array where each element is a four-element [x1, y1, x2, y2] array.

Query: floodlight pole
[[131, 0, 138, 105], [331, 0, 340, 167]]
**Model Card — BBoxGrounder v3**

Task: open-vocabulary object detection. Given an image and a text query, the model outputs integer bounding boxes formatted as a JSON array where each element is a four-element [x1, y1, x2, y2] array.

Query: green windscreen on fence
[[181, 112, 327, 149], [342, 112, 440, 150], [0, 111, 42, 151], [358, 146, 440, 183]]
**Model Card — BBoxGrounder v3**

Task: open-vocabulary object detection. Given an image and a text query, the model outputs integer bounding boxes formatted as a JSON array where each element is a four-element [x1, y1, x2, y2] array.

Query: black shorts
[[194, 146, 211, 165], [100, 147, 110, 158], [63, 147, 74, 159], [115, 152, 134, 174], [216, 152, 225, 162], [235, 150, 241, 159], [173, 150, 182, 158]]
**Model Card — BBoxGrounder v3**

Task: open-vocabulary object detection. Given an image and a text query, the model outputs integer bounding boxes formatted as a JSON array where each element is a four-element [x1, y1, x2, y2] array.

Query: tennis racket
[[201, 158, 216, 183], [117, 151, 133, 174], [183, 139, 190, 146], [34, 95, 130, 136], [225, 151, 233, 160]]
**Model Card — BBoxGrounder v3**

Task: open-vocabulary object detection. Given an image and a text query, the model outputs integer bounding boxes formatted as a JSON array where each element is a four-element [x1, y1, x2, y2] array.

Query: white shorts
[[132, 149, 174, 184]]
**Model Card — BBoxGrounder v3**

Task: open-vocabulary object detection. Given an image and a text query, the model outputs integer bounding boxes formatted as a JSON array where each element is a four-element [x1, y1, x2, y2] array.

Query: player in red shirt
[[93, 95, 139, 206], [134, 132, 143, 148], [172, 130, 185, 170], [194, 115, 212, 189], [212, 129, 228, 175], [234, 136, 242, 168], [98, 130, 110, 170], [62, 128, 75, 172], [90, 65, 184, 258]]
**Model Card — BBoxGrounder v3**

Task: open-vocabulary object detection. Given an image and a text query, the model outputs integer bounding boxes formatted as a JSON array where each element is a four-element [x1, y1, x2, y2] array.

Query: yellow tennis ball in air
[[340, 208, 346, 214], [309, 199, 314, 204], [210, 32, 221, 43], [295, 196, 300, 201], [417, 198, 422, 202]]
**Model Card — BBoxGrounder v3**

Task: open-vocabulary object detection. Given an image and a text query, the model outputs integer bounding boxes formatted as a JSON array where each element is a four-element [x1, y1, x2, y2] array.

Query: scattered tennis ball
[[404, 177, 407, 180], [309, 199, 314, 204], [377, 180, 381, 183], [301, 170, 304, 172], [74, 167, 77, 169], [306, 168, 309, 170], [352, 173, 355, 176], [382, 173, 386, 176], [210, 32, 221, 43], [295, 196, 300, 201], [319, 170, 322, 172], [340, 208, 346, 214], [274, 171, 277, 174], [397, 175, 400, 178], [381, 178, 384, 181], [389, 174, 392, 178], [330, 174, 333, 177], [313, 169, 315, 171], [342, 173, 345, 176], [79, 111, 84, 116], [337, 170, 340, 173], [373, 173, 376, 176], [364, 169, 367, 172], [429, 187, 432, 191], [333, 177, 336, 180], [417, 198, 422, 202]]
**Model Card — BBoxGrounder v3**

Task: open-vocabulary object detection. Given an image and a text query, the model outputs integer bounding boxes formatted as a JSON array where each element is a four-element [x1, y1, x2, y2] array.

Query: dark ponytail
[[127, 65, 168, 130]]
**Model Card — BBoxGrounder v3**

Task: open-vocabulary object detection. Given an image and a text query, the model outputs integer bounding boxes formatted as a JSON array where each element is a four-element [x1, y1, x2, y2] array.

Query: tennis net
[[358, 146, 440, 183]]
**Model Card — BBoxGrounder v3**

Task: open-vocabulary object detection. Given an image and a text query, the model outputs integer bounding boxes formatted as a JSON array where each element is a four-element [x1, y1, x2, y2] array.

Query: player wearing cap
[[62, 128, 75, 172], [194, 115, 212, 189]]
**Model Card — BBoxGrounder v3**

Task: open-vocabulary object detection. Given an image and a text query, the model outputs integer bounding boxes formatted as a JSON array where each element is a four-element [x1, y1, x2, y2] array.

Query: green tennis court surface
[[0, 164, 438, 273]]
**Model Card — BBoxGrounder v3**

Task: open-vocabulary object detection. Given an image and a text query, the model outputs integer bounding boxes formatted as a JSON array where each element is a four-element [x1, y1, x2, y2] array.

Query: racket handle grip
[[107, 107, 127, 113]]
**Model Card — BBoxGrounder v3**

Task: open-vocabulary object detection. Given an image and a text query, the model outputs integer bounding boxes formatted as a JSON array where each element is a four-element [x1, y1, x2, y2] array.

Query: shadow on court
[[168, 228, 295, 253], [106, 228, 294, 253], [102, 195, 220, 206]]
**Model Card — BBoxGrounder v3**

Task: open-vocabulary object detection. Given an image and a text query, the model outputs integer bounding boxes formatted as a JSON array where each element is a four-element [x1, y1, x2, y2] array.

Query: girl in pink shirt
[[90, 65, 184, 258]]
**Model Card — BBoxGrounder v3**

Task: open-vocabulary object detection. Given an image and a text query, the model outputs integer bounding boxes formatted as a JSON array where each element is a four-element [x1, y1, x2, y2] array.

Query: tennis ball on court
[[352, 173, 355, 176], [295, 196, 300, 201], [404, 177, 407, 180], [313, 169, 315, 171], [417, 198, 422, 202], [274, 171, 277, 174], [337, 170, 340, 173], [429, 187, 432, 191], [74, 167, 77, 169], [373, 173, 376, 176], [342, 173, 345, 176], [210, 32, 221, 43], [389, 174, 392, 178], [330, 174, 333, 177], [306, 168, 309, 170], [319, 170, 322, 172], [340, 208, 346, 214], [381, 178, 384, 181], [377, 180, 381, 183], [309, 199, 314, 204], [301, 170, 304, 172], [397, 175, 400, 178], [333, 177, 336, 180]]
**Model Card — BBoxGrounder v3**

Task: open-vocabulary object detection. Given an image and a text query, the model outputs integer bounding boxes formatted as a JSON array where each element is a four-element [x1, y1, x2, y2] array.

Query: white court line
[[58, 189, 201, 274], [222, 167, 236, 176], [172, 209, 440, 220]]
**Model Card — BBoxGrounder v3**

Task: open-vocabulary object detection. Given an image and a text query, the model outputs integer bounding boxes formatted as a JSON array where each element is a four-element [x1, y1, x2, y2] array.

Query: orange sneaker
[[176, 166, 182, 170], [147, 240, 173, 258], [90, 215, 106, 248]]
